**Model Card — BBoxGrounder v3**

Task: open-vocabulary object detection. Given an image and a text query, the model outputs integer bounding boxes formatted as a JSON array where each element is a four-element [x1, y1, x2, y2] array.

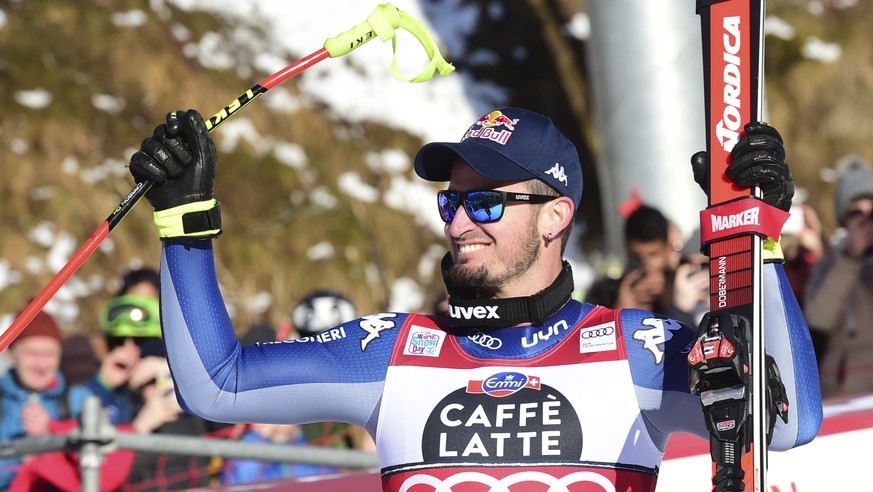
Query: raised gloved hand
[[690, 122, 794, 212], [129, 110, 221, 239]]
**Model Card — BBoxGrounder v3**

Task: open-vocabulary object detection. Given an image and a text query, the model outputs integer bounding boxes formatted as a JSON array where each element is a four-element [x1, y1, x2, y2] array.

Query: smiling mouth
[[458, 244, 487, 254]]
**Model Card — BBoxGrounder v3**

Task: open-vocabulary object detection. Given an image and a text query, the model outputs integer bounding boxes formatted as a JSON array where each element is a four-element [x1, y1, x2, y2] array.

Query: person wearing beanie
[[805, 155, 873, 398], [832, 154, 873, 227], [0, 309, 70, 489], [59, 334, 99, 386]]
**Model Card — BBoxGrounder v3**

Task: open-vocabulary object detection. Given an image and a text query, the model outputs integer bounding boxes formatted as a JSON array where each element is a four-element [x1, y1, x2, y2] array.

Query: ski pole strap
[[322, 3, 455, 83], [153, 199, 222, 239], [762, 237, 784, 263], [764, 353, 790, 439]]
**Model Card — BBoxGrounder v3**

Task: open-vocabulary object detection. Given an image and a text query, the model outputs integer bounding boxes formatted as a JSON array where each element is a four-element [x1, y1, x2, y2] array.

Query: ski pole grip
[[323, 3, 400, 58], [322, 2, 454, 83], [392, 10, 455, 82]]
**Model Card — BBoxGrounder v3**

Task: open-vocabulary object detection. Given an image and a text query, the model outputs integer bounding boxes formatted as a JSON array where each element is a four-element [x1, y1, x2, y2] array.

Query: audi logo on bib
[[396, 471, 620, 491], [579, 321, 618, 354], [580, 326, 614, 339], [468, 329, 502, 349]]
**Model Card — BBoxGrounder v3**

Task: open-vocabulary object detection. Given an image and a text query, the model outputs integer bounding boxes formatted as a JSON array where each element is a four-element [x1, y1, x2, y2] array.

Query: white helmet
[[291, 290, 357, 336]]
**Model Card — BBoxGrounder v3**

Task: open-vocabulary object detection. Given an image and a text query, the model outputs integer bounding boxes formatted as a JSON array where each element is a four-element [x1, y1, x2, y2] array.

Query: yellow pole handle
[[322, 3, 455, 83]]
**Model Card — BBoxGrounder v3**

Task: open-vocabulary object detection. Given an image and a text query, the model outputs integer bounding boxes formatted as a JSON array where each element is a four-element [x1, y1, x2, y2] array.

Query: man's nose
[[447, 203, 476, 231]]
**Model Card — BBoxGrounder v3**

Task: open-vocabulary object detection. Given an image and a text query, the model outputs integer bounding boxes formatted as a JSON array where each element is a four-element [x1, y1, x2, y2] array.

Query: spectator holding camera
[[806, 155, 873, 398], [69, 293, 165, 424], [587, 204, 709, 328]]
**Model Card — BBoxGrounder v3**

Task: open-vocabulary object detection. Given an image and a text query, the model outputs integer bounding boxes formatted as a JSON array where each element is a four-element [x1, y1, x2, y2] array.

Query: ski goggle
[[100, 295, 161, 339], [437, 190, 558, 223]]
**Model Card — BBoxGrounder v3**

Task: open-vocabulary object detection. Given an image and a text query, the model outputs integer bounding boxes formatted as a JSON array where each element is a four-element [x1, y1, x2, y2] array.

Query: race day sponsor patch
[[403, 325, 446, 357], [579, 321, 617, 354], [424, 374, 582, 462], [466, 371, 541, 397]]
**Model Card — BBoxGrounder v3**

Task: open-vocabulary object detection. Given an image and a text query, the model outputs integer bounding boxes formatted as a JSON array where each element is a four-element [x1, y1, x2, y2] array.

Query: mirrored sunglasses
[[437, 189, 557, 224]]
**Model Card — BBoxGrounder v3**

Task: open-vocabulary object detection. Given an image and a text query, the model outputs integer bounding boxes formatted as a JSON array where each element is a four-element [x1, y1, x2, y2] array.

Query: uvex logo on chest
[[449, 305, 500, 320]]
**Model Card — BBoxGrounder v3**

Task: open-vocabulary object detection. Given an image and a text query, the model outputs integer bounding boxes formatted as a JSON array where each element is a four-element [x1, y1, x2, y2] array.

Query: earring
[[547, 232, 553, 243]]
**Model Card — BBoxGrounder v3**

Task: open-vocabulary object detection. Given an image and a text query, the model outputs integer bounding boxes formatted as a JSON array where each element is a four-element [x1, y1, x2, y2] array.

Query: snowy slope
[[166, 0, 484, 143]]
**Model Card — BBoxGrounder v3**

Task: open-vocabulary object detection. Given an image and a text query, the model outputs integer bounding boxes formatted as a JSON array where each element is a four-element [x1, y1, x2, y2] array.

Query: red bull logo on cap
[[462, 110, 520, 146], [475, 110, 519, 130]]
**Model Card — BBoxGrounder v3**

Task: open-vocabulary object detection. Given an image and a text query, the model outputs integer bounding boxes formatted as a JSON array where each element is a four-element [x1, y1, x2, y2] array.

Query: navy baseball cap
[[414, 107, 583, 211]]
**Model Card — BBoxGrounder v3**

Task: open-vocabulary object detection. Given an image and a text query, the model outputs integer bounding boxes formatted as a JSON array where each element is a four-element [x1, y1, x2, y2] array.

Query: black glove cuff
[[182, 202, 222, 235], [153, 199, 223, 240]]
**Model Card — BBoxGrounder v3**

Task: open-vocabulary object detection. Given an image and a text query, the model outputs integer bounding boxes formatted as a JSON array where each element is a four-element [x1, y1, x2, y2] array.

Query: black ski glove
[[690, 122, 794, 212], [129, 110, 222, 239]]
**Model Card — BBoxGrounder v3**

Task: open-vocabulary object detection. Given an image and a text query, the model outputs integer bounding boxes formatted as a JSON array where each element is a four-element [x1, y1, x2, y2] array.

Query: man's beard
[[445, 225, 541, 298]]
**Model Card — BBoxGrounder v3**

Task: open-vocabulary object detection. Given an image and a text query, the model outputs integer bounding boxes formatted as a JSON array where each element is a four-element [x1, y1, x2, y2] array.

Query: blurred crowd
[[0, 272, 376, 490], [573, 153, 873, 403], [3, 154, 873, 490]]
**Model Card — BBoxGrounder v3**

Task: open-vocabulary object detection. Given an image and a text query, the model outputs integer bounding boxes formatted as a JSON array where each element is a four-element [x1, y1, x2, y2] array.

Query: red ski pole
[[1, 2, 453, 352]]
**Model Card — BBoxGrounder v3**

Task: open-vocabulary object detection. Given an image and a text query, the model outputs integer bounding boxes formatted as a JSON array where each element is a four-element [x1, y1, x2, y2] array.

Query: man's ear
[[542, 196, 574, 237]]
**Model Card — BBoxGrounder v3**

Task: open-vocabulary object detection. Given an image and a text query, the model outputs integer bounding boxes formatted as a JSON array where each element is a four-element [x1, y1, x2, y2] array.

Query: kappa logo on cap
[[545, 163, 568, 186], [462, 110, 520, 146]]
